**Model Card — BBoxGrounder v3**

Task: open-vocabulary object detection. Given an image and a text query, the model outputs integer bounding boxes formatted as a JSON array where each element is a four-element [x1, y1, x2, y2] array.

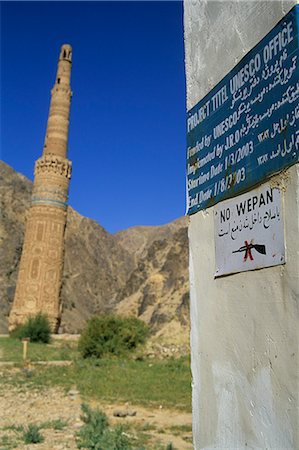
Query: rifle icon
[[233, 240, 266, 261]]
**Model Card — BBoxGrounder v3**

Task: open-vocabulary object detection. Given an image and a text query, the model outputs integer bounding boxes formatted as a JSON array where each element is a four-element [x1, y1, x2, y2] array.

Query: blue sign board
[[186, 5, 299, 215]]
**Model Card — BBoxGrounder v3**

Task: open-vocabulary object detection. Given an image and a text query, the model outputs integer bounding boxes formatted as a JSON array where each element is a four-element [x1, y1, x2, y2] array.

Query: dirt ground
[[0, 382, 193, 449]]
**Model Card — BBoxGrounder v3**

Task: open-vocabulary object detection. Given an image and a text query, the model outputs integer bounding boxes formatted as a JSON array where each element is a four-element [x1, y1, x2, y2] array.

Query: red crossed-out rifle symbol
[[233, 240, 266, 262]]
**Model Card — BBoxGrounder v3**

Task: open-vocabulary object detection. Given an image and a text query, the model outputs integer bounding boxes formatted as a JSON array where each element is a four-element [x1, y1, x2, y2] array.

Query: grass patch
[[1, 425, 24, 433], [0, 433, 18, 449], [0, 355, 191, 411], [139, 422, 157, 432], [0, 419, 68, 449], [0, 337, 78, 363], [39, 418, 68, 430], [169, 424, 192, 435]]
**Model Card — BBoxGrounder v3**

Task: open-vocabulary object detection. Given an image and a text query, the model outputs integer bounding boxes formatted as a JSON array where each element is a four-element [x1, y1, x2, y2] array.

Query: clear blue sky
[[1, 1, 186, 233]]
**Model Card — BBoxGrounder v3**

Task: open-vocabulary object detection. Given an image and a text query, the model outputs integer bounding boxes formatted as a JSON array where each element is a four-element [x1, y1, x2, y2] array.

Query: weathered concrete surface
[[184, 1, 298, 449], [184, 0, 297, 111]]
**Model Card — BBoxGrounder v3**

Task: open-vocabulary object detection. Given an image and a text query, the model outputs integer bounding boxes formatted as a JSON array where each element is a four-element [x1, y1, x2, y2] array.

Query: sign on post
[[186, 5, 299, 215], [214, 184, 285, 277]]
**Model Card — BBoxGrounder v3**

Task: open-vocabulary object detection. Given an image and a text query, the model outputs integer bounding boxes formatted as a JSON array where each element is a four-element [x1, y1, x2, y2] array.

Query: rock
[[113, 409, 137, 418], [113, 410, 128, 418], [68, 389, 79, 396]]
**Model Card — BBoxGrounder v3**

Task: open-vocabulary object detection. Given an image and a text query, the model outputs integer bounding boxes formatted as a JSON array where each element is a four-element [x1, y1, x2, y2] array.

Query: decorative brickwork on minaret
[[9, 44, 73, 332]]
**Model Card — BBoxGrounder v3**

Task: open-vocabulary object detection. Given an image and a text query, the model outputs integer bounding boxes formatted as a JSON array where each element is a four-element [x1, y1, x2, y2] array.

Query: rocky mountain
[[113, 224, 189, 346], [0, 163, 32, 332], [114, 217, 187, 260], [60, 207, 135, 333], [0, 161, 189, 346]]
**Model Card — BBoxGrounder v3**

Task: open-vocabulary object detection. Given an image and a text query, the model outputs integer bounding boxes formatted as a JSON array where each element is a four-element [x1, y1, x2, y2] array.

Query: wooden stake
[[22, 338, 30, 362]]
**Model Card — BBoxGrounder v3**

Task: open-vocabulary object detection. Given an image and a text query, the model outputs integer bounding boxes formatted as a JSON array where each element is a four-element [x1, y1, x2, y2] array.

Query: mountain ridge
[[0, 160, 189, 347]]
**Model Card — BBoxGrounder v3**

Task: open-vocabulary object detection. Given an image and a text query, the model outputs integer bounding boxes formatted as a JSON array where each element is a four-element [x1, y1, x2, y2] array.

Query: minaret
[[9, 44, 73, 332]]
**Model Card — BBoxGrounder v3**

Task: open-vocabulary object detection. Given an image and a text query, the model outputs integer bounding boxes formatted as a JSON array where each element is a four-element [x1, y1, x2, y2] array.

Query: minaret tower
[[9, 44, 73, 332]]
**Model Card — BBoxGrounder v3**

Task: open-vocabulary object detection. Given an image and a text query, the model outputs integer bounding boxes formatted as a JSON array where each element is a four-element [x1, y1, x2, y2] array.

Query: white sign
[[214, 184, 285, 277]]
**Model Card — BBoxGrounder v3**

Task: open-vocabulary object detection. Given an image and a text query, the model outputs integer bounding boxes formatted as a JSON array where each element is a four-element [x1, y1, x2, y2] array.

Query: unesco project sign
[[186, 6, 299, 215]]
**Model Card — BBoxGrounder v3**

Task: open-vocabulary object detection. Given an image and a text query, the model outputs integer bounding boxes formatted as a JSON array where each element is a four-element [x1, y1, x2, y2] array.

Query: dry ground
[[0, 383, 192, 449]]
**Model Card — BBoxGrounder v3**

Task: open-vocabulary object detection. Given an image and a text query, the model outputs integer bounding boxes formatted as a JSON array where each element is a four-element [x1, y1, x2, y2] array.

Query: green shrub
[[97, 424, 132, 450], [78, 315, 149, 359], [166, 444, 175, 450], [11, 313, 51, 343], [22, 424, 44, 444], [76, 403, 132, 450]]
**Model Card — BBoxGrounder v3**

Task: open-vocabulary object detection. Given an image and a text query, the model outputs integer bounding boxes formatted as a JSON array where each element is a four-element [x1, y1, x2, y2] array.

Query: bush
[[76, 403, 132, 450], [78, 315, 149, 359], [11, 313, 51, 343]]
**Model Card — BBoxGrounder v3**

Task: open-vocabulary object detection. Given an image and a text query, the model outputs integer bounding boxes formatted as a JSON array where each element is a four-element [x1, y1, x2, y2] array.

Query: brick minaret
[[9, 44, 73, 332]]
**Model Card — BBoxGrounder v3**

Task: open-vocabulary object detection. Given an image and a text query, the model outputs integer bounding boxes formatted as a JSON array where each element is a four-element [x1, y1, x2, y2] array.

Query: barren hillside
[[0, 161, 190, 346]]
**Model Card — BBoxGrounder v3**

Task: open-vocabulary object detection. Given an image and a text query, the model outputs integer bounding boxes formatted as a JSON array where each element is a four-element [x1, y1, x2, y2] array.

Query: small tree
[[11, 313, 51, 343], [78, 315, 149, 359]]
